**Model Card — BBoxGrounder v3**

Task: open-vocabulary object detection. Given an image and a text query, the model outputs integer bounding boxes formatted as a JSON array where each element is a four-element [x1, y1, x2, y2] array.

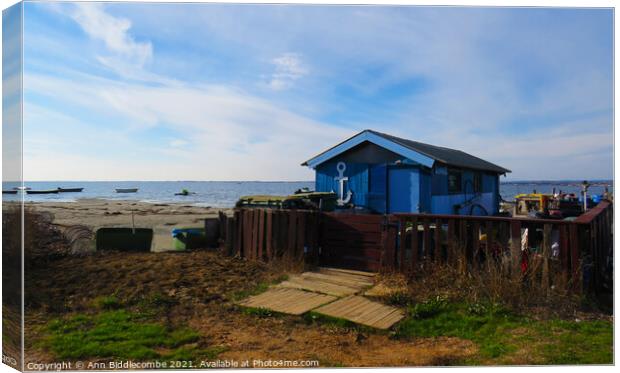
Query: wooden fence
[[219, 201, 613, 294], [219, 209, 321, 263]]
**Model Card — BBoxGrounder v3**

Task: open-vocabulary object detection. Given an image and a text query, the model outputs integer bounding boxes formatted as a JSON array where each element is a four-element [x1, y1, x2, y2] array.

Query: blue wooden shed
[[302, 130, 511, 216]]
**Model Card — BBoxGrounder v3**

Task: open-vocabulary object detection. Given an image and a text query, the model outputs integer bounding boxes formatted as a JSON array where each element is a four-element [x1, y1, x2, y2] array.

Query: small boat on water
[[12, 187, 31, 191], [2, 190, 18, 194], [57, 187, 84, 193], [115, 188, 138, 193], [26, 189, 60, 194]]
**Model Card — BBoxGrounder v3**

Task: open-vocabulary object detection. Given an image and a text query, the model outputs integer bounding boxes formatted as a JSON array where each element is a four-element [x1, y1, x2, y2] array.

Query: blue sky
[[18, 1, 613, 181]]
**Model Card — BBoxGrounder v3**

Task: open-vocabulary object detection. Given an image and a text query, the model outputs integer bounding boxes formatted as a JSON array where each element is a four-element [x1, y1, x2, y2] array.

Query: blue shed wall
[[313, 159, 501, 215], [315, 160, 369, 207], [429, 167, 499, 215]]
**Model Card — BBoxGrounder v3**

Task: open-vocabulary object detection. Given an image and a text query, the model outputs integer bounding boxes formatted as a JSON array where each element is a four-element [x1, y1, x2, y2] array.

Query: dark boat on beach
[[26, 189, 59, 195], [57, 187, 84, 193], [115, 188, 138, 193], [2, 190, 18, 194]]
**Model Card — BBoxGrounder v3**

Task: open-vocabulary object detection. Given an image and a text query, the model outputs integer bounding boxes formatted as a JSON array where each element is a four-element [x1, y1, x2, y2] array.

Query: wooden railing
[[219, 201, 613, 295]]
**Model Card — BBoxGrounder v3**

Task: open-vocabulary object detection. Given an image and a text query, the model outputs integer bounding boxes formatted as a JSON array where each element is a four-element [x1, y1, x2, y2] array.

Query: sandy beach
[[21, 199, 233, 252]]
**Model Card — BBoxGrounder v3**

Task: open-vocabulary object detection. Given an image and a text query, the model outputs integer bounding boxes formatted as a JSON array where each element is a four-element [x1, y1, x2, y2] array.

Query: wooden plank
[[434, 219, 442, 262], [276, 275, 361, 297], [472, 221, 480, 270], [297, 211, 307, 259], [251, 209, 259, 260], [233, 211, 241, 256], [287, 210, 297, 259], [559, 224, 569, 283], [257, 209, 265, 261], [410, 217, 419, 272], [318, 266, 376, 278], [458, 220, 467, 274], [423, 219, 431, 261], [265, 210, 273, 260], [541, 224, 551, 293], [446, 219, 455, 267], [314, 296, 404, 330], [301, 272, 374, 288], [237, 288, 336, 315], [485, 221, 493, 265], [510, 221, 522, 279], [399, 218, 407, 271], [569, 224, 580, 293]]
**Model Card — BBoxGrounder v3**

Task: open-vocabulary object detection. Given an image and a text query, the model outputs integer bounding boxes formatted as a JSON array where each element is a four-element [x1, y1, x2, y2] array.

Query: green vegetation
[[92, 295, 122, 310], [393, 300, 613, 365], [41, 310, 222, 362]]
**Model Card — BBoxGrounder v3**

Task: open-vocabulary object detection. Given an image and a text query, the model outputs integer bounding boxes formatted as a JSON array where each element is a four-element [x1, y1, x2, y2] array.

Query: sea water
[[1, 180, 613, 208]]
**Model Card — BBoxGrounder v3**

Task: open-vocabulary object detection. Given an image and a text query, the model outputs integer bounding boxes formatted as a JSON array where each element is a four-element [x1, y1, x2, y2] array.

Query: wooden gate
[[319, 213, 385, 271]]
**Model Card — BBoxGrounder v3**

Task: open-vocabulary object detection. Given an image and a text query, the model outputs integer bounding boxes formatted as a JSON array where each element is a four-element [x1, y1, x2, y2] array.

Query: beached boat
[[115, 188, 138, 193], [26, 189, 59, 194], [2, 190, 18, 194], [57, 187, 84, 193]]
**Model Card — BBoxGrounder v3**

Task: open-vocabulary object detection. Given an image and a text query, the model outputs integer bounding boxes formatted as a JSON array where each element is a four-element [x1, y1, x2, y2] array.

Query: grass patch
[[92, 295, 122, 310], [393, 300, 613, 364], [532, 320, 613, 364], [41, 310, 220, 361], [241, 307, 281, 318]]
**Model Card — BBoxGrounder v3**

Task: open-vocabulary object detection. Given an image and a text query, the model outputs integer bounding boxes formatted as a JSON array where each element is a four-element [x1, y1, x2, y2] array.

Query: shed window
[[448, 169, 462, 193], [473, 172, 482, 193]]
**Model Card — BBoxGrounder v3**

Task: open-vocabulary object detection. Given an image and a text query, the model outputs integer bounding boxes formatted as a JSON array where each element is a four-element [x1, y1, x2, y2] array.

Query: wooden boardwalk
[[313, 295, 405, 330], [274, 267, 375, 296], [237, 288, 336, 315], [236, 267, 404, 329]]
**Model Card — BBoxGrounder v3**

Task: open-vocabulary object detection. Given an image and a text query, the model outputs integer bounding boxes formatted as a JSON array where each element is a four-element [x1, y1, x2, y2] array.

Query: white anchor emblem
[[334, 161, 353, 206]]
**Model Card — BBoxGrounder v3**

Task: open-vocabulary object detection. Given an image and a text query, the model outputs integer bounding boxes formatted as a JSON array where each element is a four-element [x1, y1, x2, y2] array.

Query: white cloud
[[23, 71, 352, 181], [69, 3, 153, 76], [268, 53, 308, 90]]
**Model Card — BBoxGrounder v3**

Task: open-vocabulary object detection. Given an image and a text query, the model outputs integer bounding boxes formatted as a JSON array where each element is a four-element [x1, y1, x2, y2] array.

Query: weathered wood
[[569, 224, 580, 293], [287, 210, 297, 258], [434, 219, 442, 262], [410, 217, 419, 271], [382, 216, 397, 270], [510, 221, 521, 279], [472, 221, 480, 270], [559, 224, 569, 283], [233, 210, 242, 256], [296, 212, 306, 259], [423, 219, 431, 261], [257, 209, 265, 261], [265, 210, 273, 260], [399, 218, 407, 271], [541, 224, 551, 292], [446, 219, 455, 267]]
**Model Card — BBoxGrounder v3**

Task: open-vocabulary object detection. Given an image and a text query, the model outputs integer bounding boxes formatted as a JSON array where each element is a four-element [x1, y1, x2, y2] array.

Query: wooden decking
[[237, 288, 336, 315], [313, 295, 405, 330], [236, 267, 404, 330]]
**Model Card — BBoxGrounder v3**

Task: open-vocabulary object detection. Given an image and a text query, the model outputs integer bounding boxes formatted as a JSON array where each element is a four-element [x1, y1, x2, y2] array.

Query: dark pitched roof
[[303, 129, 511, 174]]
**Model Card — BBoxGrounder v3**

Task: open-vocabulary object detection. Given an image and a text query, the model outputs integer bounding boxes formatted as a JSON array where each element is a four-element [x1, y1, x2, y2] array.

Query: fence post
[[399, 217, 407, 271], [381, 215, 397, 271], [434, 218, 442, 263], [423, 219, 431, 262], [410, 217, 419, 272], [510, 221, 521, 279], [541, 224, 551, 294], [569, 223, 581, 294]]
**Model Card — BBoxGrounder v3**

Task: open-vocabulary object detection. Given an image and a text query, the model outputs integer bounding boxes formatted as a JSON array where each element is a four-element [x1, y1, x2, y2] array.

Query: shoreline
[[13, 199, 233, 252]]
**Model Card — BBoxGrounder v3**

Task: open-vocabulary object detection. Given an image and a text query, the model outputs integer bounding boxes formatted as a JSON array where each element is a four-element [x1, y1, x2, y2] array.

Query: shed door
[[388, 166, 419, 213]]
